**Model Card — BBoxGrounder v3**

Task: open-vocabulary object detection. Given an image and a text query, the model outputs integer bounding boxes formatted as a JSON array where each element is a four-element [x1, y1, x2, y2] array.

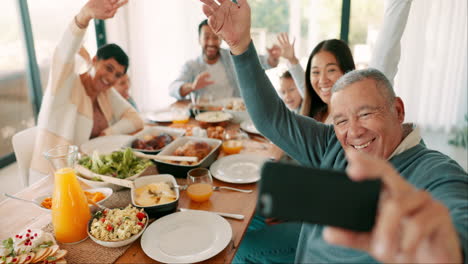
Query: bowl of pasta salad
[[87, 205, 148, 248]]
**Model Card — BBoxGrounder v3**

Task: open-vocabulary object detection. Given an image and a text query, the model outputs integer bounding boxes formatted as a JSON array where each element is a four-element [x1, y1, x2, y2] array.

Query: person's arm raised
[[199, 0, 330, 166], [75, 0, 128, 29], [369, 0, 412, 86], [200, 0, 252, 55], [277, 33, 299, 65], [277, 32, 305, 97]]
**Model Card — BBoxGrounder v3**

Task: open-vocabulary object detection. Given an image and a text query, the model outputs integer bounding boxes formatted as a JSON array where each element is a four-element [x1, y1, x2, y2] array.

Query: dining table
[[0, 102, 284, 263]]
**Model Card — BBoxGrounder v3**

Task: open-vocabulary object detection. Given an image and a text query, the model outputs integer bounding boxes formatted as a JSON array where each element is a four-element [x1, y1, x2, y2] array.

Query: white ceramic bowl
[[224, 109, 250, 124], [131, 174, 179, 218], [87, 209, 148, 248], [33, 187, 113, 212]]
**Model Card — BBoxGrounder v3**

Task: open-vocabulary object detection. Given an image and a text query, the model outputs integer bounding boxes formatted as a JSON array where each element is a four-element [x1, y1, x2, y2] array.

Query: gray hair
[[332, 68, 396, 105]]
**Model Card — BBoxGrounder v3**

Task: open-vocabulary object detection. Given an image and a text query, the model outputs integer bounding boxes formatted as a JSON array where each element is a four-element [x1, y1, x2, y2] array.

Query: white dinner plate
[[240, 120, 261, 135], [144, 109, 174, 123], [210, 154, 268, 184], [80, 135, 134, 155], [141, 211, 232, 263]]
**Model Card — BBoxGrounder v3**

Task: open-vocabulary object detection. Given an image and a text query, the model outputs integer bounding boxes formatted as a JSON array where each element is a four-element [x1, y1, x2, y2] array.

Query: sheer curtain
[[394, 0, 467, 131], [106, 1, 206, 112]]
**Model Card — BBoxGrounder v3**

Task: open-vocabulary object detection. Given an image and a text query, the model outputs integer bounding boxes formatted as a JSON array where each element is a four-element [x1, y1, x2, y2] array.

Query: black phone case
[[257, 162, 381, 232]]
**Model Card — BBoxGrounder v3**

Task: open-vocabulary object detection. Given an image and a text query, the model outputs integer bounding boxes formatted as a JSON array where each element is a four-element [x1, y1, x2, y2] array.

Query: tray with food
[[76, 148, 154, 191], [130, 174, 179, 218], [1, 229, 68, 264], [152, 136, 222, 178], [129, 126, 185, 154]]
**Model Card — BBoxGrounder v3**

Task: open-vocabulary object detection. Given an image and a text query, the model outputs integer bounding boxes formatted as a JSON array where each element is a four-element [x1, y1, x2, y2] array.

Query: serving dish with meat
[[129, 126, 185, 154], [153, 136, 222, 178]]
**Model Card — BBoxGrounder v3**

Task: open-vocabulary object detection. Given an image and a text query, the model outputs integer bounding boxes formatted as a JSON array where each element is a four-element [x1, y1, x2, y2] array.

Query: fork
[[212, 186, 253, 193], [173, 184, 252, 193]]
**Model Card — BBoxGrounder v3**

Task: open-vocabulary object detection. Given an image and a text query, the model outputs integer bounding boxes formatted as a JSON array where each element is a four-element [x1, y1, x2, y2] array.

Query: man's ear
[[394, 97, 405, 124]]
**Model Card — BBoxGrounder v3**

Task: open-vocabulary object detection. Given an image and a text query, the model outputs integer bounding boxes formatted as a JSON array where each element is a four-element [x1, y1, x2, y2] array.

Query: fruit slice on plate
[[31, 247, 50, 263], [47, 245, 60, 258], [53, 249, 68, 260], [23, 252, 36, 264], [54, 258, 67, 264]]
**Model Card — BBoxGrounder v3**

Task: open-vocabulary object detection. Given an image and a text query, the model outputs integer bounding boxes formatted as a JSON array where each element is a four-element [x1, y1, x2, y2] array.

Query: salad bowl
[[76, 148, 154, 191], [87, 205, 149, 248]]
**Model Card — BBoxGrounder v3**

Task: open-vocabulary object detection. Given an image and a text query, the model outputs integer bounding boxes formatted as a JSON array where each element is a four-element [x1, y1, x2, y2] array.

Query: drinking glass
[[186, 168, 213, 202], [44, 145, 91, 243], [171, 107, 190, 124], [222, 128, 248, 155]]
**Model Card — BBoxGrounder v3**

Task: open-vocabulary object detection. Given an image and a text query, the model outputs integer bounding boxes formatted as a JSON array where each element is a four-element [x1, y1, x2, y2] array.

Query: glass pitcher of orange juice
[[44, 145, 91, 244]]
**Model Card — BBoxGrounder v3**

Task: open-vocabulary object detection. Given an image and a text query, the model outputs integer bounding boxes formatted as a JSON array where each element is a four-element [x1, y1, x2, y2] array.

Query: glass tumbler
[[186, 168, 213, 202]]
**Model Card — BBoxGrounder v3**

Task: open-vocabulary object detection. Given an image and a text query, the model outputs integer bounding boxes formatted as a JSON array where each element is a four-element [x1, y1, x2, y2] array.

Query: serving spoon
[[132, 151, 198, 163], [3, 193, 41, 206], [4, 192, 107, 211]]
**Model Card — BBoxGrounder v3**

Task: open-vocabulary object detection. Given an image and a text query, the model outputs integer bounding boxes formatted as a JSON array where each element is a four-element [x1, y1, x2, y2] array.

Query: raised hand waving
[[200, 0, 252, 55]]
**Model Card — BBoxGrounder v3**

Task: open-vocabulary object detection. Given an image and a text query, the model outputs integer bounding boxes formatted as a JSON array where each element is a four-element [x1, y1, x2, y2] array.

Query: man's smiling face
[[331, 78, 405, 159]]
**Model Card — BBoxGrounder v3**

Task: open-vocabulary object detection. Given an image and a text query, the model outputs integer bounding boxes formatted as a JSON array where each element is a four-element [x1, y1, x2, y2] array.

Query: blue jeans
[[234, 215, 301, 264]]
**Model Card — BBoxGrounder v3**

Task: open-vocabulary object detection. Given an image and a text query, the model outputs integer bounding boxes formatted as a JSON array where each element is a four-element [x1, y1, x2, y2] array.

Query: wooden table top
[[0, 109, 283, 263]]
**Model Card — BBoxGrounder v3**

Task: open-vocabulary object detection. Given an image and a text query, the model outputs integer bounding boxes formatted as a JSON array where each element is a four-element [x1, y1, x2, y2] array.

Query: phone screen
[[257, 162, 381, 232]]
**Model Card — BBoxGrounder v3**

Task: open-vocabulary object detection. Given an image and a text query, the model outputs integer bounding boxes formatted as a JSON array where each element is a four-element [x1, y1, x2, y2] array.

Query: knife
[[178, 208, 245, 220]]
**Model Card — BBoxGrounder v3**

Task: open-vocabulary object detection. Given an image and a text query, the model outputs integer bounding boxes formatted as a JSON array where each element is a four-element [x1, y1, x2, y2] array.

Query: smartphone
[[257, 162, 381, 232]]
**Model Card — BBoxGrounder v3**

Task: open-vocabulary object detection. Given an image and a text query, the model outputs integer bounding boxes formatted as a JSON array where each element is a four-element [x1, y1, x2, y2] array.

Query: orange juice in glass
[[222, 129, 247, 155], [186, 168, 213, 202], [44, 145, 90, 244], [172, 107, 190, 124], [222, 140, 243, 154]]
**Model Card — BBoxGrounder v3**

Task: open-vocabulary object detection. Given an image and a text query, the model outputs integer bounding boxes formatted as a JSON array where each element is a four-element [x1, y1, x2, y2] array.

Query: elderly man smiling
[[199, 0, 468, 263]]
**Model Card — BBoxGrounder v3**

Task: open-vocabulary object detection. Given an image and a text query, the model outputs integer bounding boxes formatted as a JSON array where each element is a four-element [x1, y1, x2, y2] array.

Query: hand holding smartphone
[[257, 162, 381, 232]]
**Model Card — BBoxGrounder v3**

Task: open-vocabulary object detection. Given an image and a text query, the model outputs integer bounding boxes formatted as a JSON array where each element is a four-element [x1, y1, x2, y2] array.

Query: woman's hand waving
[[76, 0, 128, 29]]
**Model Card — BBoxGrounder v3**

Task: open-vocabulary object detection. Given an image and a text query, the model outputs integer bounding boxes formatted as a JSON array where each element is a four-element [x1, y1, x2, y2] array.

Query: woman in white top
[[30, 0, 143, 177]]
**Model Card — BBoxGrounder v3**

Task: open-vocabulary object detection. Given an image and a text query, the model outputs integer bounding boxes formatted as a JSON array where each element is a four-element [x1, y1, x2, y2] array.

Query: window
[[250, 0, 343, 88], [0, 0, 97, 165], [28, 0, 97, 87], [0, 1, 34, 158], [251, 0, 343, 60], [348, 0, 384, 69]]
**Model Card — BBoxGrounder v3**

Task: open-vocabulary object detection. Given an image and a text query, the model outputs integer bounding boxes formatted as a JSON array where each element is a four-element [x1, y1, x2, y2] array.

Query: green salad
[[78, 148, 152, 180]]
